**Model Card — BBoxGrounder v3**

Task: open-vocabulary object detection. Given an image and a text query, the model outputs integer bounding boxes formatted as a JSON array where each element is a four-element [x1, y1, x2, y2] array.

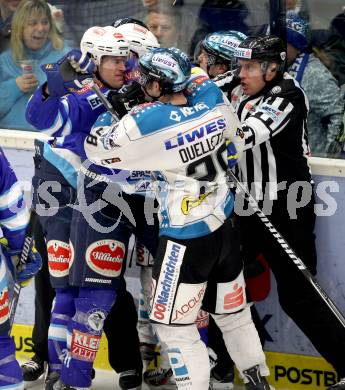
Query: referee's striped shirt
[[215, 72, 312, 201]]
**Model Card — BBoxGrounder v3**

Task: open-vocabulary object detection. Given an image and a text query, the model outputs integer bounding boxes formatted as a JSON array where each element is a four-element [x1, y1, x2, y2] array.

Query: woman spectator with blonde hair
[[0, 0, 71, 130]]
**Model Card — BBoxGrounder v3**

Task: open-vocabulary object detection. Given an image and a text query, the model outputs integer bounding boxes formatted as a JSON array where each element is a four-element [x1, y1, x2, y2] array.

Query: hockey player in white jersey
[[84, 47, 271, 390]]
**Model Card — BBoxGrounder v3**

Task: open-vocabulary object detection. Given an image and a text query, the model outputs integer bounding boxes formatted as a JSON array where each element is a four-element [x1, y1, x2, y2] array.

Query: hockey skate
[[118, 368, 142, 389], [45, 378, 79, 390], [45, 371, 60, 390], [327, 378, 345, 389], [139, 342, 157, 362], [143, 367, 177, 389], [210, 365, 234, 389], [21, 354, 46, 382], [243, 365, 272, 390]]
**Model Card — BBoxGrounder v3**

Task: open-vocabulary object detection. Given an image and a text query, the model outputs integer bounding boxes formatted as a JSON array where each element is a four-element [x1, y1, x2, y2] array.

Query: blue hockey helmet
[[138, 47, 191, 93], [286, 13, 309, 52], [202, 30, 247, 68]]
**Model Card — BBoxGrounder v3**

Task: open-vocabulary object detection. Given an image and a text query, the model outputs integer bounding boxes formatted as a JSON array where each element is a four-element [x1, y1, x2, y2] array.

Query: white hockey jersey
[[85, 86, 243, 239]]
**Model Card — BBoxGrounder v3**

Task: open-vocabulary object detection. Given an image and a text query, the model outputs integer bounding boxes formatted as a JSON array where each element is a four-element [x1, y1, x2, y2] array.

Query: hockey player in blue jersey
[[84, 47, 271, 390], [0, 149, 42, 390], [25, 24, 150, 390]]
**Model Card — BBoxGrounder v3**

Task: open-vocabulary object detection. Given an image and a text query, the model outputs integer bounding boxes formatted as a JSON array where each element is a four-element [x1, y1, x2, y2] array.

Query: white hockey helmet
[[80, 25, 130, 66], [114, 22, 160, 58]]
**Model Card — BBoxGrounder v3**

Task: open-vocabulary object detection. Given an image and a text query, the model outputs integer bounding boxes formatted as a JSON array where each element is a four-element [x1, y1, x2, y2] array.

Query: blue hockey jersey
[[0, 149, 29, 250], [26, 84, 109, 188]]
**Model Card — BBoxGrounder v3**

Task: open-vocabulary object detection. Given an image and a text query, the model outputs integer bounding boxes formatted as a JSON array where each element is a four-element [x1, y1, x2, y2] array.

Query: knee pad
[[211, 306, 269, 378], [71, 288, 116, 337], [62, 288, 116, 388], [154, 324, 210, 390]]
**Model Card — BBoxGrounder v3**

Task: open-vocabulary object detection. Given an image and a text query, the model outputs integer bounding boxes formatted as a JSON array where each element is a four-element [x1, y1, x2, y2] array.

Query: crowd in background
[[0, 0, 344, 158]]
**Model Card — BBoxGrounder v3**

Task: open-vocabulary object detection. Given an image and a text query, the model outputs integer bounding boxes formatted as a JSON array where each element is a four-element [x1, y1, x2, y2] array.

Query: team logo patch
[[0, 287, 9, 325], [181, 192, 211, 216], [270, 86, 282, 95], [86, 309, 107, 334], [47, 240, 73, 278], [86, 239, 125, 278], [71, 329, 101, 362]]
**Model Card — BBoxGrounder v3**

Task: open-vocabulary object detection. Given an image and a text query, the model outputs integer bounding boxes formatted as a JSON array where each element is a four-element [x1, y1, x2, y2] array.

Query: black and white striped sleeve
[[242, 95, 294, 150]]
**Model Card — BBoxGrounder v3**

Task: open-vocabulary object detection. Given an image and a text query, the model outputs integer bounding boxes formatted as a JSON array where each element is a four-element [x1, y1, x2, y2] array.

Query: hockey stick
[[228, 169, 345, 328], [90, 82, 120, 121], [8, 210, 38, 333]]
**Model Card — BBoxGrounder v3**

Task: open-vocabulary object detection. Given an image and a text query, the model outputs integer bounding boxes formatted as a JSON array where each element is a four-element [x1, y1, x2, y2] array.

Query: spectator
[[0, 0, 64, 53], [145, 3, 183, 49], [286, 0, 309, 20], [143, 1, 202, 56], [0, 0, 21, 52], [0, 0, 71, 131], [286, 14, 344, 155]]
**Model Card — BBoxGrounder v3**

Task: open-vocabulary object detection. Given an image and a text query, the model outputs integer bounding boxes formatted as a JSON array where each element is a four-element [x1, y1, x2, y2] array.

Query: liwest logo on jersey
[[165, 117, 225, 149], [151, 241, 186, 324], [165, 117, 226, 164]]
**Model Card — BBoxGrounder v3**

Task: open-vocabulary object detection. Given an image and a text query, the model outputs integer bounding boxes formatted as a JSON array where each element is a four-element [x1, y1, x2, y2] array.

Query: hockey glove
[[226, 140, 239, 169], [108, 81, 146, 118], [66, 49, 96, 74], [16, 245, 42, 287], [0, 237, 42, 287], [41, 55, 94, 97]]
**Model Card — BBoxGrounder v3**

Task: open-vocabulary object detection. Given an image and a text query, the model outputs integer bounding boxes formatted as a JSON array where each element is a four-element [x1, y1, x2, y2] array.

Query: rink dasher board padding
[[3, 131, 345, 389], [12, 323, 340, 389]]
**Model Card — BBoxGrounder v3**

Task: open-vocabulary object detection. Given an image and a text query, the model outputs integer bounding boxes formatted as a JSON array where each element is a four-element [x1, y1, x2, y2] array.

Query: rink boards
[[12, 323, 339, 389], [2, 131, 345, 390]]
